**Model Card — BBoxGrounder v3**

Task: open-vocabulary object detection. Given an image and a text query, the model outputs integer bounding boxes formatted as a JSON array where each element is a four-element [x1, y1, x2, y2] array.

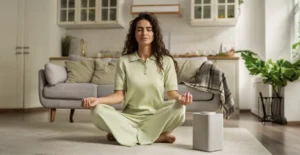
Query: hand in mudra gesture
[[81, 97, 99, 108], [178, 92, 193, 105]]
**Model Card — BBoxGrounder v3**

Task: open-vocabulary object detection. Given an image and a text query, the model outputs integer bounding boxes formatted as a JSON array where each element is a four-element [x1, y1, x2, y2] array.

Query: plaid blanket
[[182, 61, 235, 119]]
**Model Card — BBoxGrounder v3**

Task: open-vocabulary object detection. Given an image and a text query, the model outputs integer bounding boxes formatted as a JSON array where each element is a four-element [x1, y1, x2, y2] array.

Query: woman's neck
[[137, 45, 152, 61]]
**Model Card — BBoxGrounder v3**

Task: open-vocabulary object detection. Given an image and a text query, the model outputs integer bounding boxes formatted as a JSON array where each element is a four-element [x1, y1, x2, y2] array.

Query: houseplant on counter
[[236, 50, 300, 124], [61, 35, 72, 57]]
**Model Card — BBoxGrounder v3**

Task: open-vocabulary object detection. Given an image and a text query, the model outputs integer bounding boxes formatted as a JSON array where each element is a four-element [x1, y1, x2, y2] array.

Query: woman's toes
[[165, 134, 176, 143]]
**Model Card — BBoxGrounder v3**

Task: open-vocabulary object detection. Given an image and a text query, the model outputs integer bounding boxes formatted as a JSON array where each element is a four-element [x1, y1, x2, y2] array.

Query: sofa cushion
[[91, 59, 117, 85], [65, 60, 95, 83], [44, 83, 98, 99], [44, 63, 67, 86], [164, 84, 213, 101], [176, 58, 208, 83]]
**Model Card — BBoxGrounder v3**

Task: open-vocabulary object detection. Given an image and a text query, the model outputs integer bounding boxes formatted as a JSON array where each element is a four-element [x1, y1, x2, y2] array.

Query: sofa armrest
[[38, 70, 48, 106]]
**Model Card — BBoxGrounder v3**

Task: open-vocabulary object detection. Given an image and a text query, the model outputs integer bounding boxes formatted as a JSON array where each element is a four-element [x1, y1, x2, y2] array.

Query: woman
[[82, 12, 193, 147]]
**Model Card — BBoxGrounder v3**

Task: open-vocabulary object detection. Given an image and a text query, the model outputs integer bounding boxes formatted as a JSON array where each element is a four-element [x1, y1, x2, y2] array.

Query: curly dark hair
[[122, 12, 179, 74]]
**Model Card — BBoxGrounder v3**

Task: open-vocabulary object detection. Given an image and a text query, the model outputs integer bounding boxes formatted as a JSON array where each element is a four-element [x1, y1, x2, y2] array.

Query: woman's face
[[135, 19, 154, 47]]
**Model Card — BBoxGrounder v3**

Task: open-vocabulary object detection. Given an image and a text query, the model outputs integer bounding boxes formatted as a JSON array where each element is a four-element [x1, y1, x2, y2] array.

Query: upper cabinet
[[191, 0, 238, 26], [100, 0, 117, 21], [57, 0, 125, 28], [59, 0, 76, 23], [79, 0, 96, 23]]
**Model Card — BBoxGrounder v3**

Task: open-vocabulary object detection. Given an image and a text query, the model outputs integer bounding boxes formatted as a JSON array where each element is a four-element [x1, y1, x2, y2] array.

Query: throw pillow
[[91, 59, 117, 85], [44, 63, 67, 86], [65, 60, 95, 83], [177, 59, 207, 83]]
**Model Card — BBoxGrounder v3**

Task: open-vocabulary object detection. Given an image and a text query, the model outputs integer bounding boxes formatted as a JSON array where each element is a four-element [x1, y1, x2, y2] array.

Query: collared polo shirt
[[114, 52, 178, 115]]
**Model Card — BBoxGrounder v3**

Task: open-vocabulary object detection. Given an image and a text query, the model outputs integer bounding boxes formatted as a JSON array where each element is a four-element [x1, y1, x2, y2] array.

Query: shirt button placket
[[144, 62, 147, 75]]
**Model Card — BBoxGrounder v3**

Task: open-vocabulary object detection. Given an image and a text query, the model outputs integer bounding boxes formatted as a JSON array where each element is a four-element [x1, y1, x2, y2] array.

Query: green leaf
[[292, 42, 300, 50], [282, 68, 294, 79]]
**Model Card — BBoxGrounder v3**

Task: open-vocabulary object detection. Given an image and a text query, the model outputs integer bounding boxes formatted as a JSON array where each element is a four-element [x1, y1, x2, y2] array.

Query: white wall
[[235, 0, 266, 110], [66, 0, 235, 57], [265, 0, 293, 61], [284, 81, 300, 121], [49, 0, 65, 57]]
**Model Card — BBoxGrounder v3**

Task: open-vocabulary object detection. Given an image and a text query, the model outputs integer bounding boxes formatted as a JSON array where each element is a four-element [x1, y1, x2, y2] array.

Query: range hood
[[131, 0, 182, 17]]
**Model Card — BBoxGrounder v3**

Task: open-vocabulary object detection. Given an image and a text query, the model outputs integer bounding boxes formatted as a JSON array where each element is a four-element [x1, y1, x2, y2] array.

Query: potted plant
[[236, 50, 300, 97], [61, 35, 72, 57], [236, 50, 300, 124]]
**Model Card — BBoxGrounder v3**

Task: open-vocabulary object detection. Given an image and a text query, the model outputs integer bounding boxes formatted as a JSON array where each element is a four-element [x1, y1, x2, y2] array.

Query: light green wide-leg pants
[[91, 100, 186, 147]]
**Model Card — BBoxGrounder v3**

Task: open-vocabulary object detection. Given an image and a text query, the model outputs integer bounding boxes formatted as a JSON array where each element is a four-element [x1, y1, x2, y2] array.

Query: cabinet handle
[[15, 51, 30, 55], [15, 46, 30, 49]]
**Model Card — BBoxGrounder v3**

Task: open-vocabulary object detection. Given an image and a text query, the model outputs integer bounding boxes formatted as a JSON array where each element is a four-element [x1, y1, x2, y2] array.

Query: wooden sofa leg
[[70, 109, 75, 123], [50, 108, 56, 122]]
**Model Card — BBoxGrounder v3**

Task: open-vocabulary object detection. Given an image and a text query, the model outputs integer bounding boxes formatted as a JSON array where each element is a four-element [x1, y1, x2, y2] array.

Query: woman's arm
[[167, 90, 182, 101], [98, 90, 125, 104], [167, 90, 192, 105], [82, 90, 125, 108]]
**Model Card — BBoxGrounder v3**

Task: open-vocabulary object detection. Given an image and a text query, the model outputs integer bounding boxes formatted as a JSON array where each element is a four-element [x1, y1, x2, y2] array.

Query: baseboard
[[287, 121, 300, 126], [240, 109, 251, 113], [0, 107, 48, 113], [251, 109, 299, 126]]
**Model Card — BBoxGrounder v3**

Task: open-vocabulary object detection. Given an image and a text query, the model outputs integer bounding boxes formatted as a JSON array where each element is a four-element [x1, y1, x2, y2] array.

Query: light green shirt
[[114, 52, 178, 115]]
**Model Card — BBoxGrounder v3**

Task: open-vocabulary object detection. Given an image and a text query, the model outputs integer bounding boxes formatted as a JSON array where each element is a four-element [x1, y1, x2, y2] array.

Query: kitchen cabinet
[[0, 0, 61, 109], [57, 0, 125, 28], [191, 0, 239, 26]]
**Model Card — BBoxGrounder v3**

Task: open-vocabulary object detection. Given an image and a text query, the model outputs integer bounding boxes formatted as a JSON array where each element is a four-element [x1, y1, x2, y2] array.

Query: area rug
[[0, 122, 271, 155]]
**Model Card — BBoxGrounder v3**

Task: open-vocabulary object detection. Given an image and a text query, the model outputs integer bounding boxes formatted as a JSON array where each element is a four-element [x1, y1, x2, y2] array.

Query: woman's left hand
[[178, 92, 193, 105]]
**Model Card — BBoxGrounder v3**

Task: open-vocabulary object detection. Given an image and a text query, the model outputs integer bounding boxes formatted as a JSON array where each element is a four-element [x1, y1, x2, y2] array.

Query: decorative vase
[[61, 44, 70, 57], [61, 35, 72, 57]]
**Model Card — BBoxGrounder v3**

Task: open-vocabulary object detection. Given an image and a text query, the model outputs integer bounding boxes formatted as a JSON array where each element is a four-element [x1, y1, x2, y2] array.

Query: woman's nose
[[142, 30, 148, 35]]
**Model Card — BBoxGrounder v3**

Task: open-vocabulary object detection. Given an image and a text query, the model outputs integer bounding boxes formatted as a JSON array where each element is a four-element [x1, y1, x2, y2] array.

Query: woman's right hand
[[81, 97, 100, 109]]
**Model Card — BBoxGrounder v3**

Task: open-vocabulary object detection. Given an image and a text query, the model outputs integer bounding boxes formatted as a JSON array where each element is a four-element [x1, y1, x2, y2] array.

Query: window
[[292, 0, 300, 62]]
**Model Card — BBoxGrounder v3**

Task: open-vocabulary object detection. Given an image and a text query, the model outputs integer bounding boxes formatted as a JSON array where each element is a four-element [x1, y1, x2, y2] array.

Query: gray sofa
[[38, 69, 220, 122]]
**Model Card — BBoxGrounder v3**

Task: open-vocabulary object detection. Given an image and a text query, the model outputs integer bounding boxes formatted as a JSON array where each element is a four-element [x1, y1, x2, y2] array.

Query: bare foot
[[106, 133, 116, 141], [165, 134, 176, 143], [155, 133, 176, 143]]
